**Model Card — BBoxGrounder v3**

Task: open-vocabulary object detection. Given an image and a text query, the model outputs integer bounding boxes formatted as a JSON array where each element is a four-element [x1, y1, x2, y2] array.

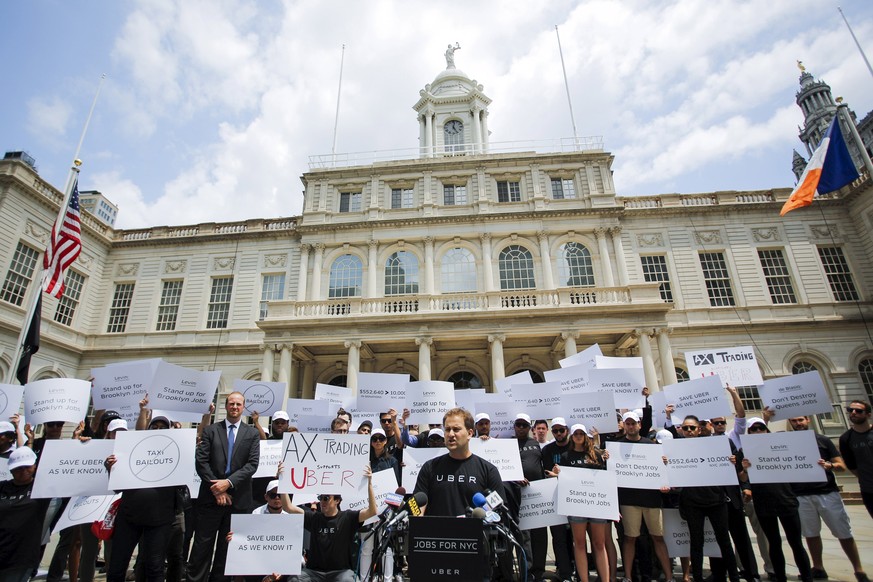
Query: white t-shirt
[[252, 503, 289, 514]]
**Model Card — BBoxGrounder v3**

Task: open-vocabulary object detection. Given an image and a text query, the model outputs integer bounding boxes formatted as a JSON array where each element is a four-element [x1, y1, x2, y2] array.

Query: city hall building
[[1, 62, 872, 437]]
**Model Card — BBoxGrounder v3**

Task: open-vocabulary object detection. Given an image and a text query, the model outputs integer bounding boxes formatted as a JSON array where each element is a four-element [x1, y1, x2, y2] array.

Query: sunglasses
[[680, 425, 698, 432], [748, 425, 768, 432], [711, 420, 727, 426], [318, 495, 336, 502], [514, 422, 530, 428], [380, 418, 392, 424], [847, 407, 868, 414], [371, 436, 386, 442], [267, 492, 280, 499], [551, 427, 567, 434], [45, 422, 64, 428]]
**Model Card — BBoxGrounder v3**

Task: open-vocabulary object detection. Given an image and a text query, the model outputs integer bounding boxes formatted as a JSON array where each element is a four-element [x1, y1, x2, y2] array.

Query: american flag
[[42, 179, 82, 298]]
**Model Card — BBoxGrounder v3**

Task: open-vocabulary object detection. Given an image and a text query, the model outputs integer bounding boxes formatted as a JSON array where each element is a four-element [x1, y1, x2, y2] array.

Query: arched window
[[558, 242, 595, 287], [385, 251, 420, 296], [447, 371, 482, 389], [444, 120, 464, 153], [859, 359, 873, 406], [499, 245, 536, 290], [441, 248, 477, 293], [328, 255, 362, 298], [329, 375, 348, 388], [675, 368, 690, 382]]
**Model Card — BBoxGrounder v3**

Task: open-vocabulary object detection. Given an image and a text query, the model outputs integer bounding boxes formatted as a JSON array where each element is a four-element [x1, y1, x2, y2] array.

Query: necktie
[[226, 424, 236, 476]]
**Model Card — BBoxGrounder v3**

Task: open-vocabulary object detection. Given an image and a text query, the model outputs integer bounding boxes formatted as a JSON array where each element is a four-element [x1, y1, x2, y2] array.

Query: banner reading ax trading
[[278, 432, 369, 496]]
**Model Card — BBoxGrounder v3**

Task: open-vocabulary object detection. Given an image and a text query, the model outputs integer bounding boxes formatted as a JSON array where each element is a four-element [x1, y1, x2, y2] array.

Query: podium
[[406, 516, 489, 581]]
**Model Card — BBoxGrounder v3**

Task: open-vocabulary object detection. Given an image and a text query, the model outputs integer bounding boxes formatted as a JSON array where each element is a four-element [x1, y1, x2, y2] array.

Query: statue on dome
[[445, 43, 461, 68]]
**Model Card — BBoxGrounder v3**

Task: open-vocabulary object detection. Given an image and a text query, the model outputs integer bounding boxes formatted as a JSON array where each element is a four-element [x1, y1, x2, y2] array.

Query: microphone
[[471, 507, 487, 520], [384, 491, 427, 530], [472, 490, 521, 531]]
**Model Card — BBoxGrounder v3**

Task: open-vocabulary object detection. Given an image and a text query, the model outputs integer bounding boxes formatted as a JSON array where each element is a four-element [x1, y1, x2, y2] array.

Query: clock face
[[445, 120, 462, 135]]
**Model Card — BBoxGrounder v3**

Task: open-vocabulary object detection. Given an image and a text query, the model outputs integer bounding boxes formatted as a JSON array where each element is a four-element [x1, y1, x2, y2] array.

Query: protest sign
[[314, 383, 355, 409], [589, 368, 645, 409], [253, 440, 285, 478], [454, 389, 487, 412], [757, 371, 832, 421], [472, 400, 519, 438], [662, 509, 721, 558], [188, 468, 202, 499], [662, 437, 738, 487], [556, 466, 619, 520], [225, 514, 304, 576], [469, 437, 524, 481], [0, 458, 9, 481], [512, 381, 563, 421], [494, 371, 533, 401], [32, 439, 114, 498], [25, 378, 91, 425], [605, 441, 668, 489], [150, 361, 219, 422], [595, 355, 643, 370], [234, 379, 285, 417], [344, 467, 400, 524], [285, 398, 330, 425], [741, 430, 826, 484], [519, 478, 566, 530], [91, 362, 153, 411], [52, 494, 121, 535], [356, 372, 409, 412], [559, 343, 603, 369], [405, 381, 455, 425], [664, 375, 731, 424], [279, 432, 369, 495], [0, 384, 24, 419], [544, 364, 591, 394], [649, 391, 667, 430], [685, 346, 763, 386], [294, 415, 334, 433], [108, 428, 197, 490], [562, 391, 618, 435], [401, 447, 445, 490]]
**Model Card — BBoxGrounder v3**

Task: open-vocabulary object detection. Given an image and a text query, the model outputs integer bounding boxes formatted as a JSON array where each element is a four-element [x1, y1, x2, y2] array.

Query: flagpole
[[555, 25, 580, 151], [837, 103, 873, 179], [838, 7, 873, 82], [331, 44, 346, 167]]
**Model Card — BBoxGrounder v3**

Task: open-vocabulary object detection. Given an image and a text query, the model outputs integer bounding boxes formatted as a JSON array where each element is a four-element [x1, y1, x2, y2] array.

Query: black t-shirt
[[792, 432, 839, 496], [518, 437, 544, 482], [840, 427, 873, 492], [386, 433, 403, 465], [615, 436, 663, 508], [0, 479, 51, 569], [118, 486, 178, 526], [557, 448, 606, 470], [414, 453, 504, 517], [303, 508, 360, 571], [541, 440, 571, 474]]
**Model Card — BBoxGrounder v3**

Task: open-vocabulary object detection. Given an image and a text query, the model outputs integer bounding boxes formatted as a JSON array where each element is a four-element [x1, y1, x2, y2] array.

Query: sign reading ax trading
[[278, 432, 369, 495]]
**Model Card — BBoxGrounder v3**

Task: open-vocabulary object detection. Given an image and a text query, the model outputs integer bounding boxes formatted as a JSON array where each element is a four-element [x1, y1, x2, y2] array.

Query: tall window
[[641, 255, 673, 301], [818, 247, 859, 301], [699, 252, 735, 306], [550, 178, 576, 199], [444, 120, 464, 153], [441, 248, 477, 293], [391, 188, 414, 209], [496, 181, 521, 203], [339, 192, 361, 213], [443, 185, 467, 206], [54, 271, 85, 326], [758, 249, 797, 304], [260, 274, 285, 320], [1, 242, 39, 306], [859, 359, 873, 405], [329, 255, 363, 298], [735, 385, 763, 412], [558, 242, 595, 287], [499, 245, 536, 290], [385, 251, 420, 296], [206, 277, 234, 329], [156, 280, 183, 331], [447, 371, 482, 389], [107, 283, 135, 333], [675, 368, 690, 382]]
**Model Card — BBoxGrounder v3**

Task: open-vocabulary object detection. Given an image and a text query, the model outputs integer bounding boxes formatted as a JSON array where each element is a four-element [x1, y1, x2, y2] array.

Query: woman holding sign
[[546, 424, 611, 582]]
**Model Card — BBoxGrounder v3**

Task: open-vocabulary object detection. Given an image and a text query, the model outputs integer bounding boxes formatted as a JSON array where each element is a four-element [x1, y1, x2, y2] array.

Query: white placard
[[685, 346, 763, 386], [664, 376, 732, 424], [556, 466, 619, 520], [225, 514, 304, 575], [253, 440, 285, 478], [234, 379, 285, 417], [108, 428, 197, 490], [52, 494, 121, 535], [544, 365, 591, 394], [314, 384, 355, 409], [25, 378, 91, 425], [0, 457, 10, 481], [595, 355, 643, 370], [512, 381, 563, 421], [559, 344, 603, 369], [90, 362, 153, 411], [454, 389, 487, 412], [32, 439, 114, 498], [187, 468, 202, 499], [649, 391, 667, 431], [473, 401, 519, 438], [562, 391, 618, 435], [401, 447, 444, 490], [741, 430, 827, 484], [757, 372, 832, 421], [294, 415, 333, 433], [605, 441, 668, 489], [285, 398, 330, 426], [662, 437, 738, 487], [662, 508, 721, 558], [469, 438, 524, 482], [518, 478, 566, 530], [356, 373, 409, 412], [278, 432, 368, 495], [344, 467, 399, 525], [589, 368, 645, 409], [150, 361, 220, 418], [405, 381, 455, 425], [494, 371, 533, 401], [0, 384, 24, 419]]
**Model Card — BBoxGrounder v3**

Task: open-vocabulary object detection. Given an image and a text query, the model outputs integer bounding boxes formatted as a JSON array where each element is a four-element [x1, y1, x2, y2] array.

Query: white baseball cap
[[655, 429, 673, 443], [0, 421, 15, 434], [272, 411, 290, 421], [8, 446, 37, 470], [428, 428, 445, 439], [107, 419, 128, 432], [550, 417, 567, 428], [515, 413, 532, 425], [622, 411, 641, 423], [474, 413, 491, 423], [570, 423, 592, 437], [267, 479, 280, 492], [370, 428, 387, 438]]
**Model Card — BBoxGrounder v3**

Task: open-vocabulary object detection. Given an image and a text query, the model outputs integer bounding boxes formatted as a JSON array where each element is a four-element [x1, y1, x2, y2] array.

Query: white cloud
[[26, 96, 73, 141]]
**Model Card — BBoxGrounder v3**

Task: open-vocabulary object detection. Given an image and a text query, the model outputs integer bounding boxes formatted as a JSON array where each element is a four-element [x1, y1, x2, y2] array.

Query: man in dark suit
[[187, 391, 260, 582]]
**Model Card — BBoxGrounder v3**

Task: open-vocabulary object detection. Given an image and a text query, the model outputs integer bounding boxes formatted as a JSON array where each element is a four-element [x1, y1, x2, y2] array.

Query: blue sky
[[3, 0, 872, 229]]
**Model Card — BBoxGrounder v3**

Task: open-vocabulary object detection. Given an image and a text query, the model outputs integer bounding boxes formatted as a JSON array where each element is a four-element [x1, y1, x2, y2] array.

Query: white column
[[301, 361, 315, 399], [562, 332, 578, 358], [656, 328, 678, 388], [278, 344, 293, 403], [367, 239, 379, 297], [297, 244, 310, 302], [538, 231, 555, 289], [610, 227, 629, 287], [345, 340, 361, 392], [416, 337, 433, 381], [635, 329, 660, 391], [424, 110, 433, 158], [481, 233, 494, 292], [481, 111, 489, 152], [471, 106, 482, 154], [310, 243, 325, 300], [369, 174, 380, 209], [419, 114, 427, 157], [260, 344, 275, 382], [424, 237, 435, 295], [289, 362, 299, 400], [595, 228, 615, 287], [488, 334, 506, 388]]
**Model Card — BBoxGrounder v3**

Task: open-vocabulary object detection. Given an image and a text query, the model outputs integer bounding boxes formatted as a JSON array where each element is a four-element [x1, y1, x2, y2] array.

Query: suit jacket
[[195, 420, 260, 511]]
